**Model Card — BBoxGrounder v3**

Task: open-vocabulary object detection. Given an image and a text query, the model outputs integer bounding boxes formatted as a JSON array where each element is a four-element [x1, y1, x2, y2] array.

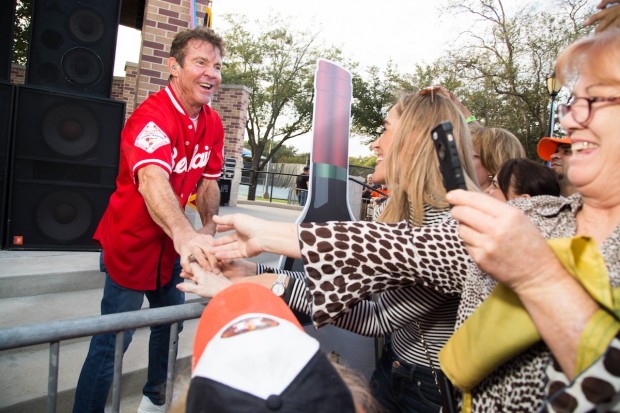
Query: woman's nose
[[370, 136, 380, 151]]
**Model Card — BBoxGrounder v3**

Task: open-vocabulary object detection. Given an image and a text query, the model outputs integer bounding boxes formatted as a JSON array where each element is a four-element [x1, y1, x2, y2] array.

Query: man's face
[[550, 144, 572, 179], [171, 39, 222, 113]]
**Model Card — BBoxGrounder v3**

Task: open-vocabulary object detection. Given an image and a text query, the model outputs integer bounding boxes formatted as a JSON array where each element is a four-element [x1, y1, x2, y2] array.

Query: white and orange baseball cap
[[537, 137, 572, 161], [187, 283, 356, 413]]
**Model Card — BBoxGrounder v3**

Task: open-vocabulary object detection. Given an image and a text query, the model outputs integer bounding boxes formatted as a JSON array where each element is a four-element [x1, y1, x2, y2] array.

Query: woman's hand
[[585, 1, 620, 32], [177, 262, 232, 298], [211, 214, 268, 258], [446, 189, 562, 294], [218, 258, 258, 281], [447, 189, 602, 379], [211, 214, 301, 260]]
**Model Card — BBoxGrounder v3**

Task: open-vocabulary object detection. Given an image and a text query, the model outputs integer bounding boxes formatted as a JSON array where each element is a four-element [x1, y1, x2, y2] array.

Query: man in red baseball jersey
[[73, 28, 226, 413]]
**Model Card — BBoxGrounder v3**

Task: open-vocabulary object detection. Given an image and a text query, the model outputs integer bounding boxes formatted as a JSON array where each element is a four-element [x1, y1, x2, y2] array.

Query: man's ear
[[168, 57, 180, 76]]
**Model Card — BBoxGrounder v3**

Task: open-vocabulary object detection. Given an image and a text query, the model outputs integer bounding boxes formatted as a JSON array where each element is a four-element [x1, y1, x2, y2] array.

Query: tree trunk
[[247, 157, 263, 201], [247, 170, 258, 201]]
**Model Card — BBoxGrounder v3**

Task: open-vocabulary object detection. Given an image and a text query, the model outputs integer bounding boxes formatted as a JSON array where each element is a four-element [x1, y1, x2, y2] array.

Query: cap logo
[[221, 316, 279, 338]]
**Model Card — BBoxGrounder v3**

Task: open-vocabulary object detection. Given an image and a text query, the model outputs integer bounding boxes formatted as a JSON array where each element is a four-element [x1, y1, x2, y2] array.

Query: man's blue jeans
[[72, 254, 184, 413], [298, 190, 308, 206]]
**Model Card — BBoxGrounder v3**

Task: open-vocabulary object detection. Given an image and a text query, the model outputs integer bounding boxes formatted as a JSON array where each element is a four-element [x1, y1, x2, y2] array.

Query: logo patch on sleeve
[[135, 122, 170, 153]]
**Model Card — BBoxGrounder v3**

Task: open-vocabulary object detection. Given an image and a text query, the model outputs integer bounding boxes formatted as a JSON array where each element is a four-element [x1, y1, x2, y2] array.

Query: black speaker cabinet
[[6, 86, 125, 250], [26, 0, 122, 98], [0, 83, 15, 248], [0, 0, 16, 81]]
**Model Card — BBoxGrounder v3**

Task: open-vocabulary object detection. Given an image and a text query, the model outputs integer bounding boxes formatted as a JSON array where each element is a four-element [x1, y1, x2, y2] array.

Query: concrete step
[[0, 251, 102, 299]]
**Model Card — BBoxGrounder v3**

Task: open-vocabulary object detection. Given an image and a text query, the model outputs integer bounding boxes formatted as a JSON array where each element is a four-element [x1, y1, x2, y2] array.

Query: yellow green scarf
[[438, 236, 620, 412]]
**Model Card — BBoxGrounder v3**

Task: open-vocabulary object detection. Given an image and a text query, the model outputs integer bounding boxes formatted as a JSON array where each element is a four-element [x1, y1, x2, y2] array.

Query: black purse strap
[[413, 319, 457, 413]]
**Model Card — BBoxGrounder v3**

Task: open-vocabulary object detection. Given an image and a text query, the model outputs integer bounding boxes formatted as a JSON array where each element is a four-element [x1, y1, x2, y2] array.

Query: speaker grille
[[6, 85, 125, 250], [26, 0, 121, 97]]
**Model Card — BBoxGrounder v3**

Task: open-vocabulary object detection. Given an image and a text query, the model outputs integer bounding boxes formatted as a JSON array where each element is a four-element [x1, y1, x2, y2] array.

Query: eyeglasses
[[557, 96, 620, 126]]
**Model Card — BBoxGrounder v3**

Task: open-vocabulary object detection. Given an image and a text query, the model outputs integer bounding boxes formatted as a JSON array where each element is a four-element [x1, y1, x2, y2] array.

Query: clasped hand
[[446, 190, 562, 294]]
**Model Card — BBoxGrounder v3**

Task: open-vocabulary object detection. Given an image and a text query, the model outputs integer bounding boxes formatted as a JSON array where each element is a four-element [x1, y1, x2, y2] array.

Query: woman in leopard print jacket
[[211, 30, 620, 412]]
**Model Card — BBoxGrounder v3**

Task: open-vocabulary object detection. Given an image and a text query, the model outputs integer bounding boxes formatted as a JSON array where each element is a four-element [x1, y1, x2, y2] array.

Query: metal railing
[[0, 298, 209, 413], [239, 170, 378, 205]]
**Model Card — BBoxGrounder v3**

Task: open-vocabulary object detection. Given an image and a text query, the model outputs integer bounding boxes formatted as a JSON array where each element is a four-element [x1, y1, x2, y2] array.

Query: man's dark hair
[[170, 27, 226, 67]]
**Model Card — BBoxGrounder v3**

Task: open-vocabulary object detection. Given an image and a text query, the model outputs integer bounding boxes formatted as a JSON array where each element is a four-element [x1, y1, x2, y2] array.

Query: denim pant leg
[[73, 272, 145, 413], [369, 350, 402, 413], [142, 259, 185, 405], [369, 347, 442, 413]]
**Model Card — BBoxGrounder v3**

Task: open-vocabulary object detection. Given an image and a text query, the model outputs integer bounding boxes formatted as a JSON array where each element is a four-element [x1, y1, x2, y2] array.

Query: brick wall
[[9, 64, 25, 85], [122, 62, 140, 119], [211, 85, 251, 205], [111, 76, 124, 101]]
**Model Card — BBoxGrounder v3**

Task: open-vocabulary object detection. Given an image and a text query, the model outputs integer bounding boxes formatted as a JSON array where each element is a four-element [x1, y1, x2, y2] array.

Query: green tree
[[221, 13, 343, 200], [12, 0, 32, 65], [439, 0, 594, 157], [272, 144, 309, 164], [349, 154, 377, 169], [351, 62, 415, 143]]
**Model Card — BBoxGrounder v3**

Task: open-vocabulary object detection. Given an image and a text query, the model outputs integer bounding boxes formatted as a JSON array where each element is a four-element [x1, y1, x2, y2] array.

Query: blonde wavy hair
[[379, 90, 478, 226], [470, 126, 525, 179]]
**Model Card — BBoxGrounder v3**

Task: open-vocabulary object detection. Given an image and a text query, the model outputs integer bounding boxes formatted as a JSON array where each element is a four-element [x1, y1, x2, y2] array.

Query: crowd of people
[[72, 1, 620, 412]]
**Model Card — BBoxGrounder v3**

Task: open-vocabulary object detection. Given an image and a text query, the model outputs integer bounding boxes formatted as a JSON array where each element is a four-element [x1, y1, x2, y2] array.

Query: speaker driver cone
[[36, 191, 93, 242], [68, 8, 105, 44], [43, 104, 99, 157], [61, 47, 103, 87]]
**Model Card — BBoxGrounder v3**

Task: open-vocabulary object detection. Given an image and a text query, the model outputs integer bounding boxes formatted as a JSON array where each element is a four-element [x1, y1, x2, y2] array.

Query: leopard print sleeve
[[298, 218, 472, 327], [544, 332, 620, 412]]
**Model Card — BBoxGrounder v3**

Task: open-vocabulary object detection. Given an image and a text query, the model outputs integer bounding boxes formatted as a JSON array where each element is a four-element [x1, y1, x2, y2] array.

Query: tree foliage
[[436, 0, 594, 157], [351, 62, 417, 143], [12, 0, 32, 65], [221, 13, 344, 199]]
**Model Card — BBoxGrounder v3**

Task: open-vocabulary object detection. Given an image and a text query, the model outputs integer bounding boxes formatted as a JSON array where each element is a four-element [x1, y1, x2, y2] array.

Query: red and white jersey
[[94, 85, 224, 290]]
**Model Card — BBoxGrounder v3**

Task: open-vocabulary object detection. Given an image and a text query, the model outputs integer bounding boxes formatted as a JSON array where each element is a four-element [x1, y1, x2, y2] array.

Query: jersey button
[[188, 124, 193, 130], [185, 141, 189, 145]]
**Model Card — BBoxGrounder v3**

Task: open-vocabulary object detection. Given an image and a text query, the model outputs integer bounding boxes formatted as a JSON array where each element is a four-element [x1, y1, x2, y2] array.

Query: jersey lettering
[[172, 145, 211, 174]]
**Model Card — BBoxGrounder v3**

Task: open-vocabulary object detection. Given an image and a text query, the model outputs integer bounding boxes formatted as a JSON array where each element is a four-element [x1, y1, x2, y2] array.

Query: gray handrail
[[0, 298, 209, 413], [0, 299, 208, 351]]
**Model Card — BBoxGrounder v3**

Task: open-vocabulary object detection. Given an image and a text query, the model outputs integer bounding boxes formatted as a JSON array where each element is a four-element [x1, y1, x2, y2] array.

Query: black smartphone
[[431, 121, 467, 192]]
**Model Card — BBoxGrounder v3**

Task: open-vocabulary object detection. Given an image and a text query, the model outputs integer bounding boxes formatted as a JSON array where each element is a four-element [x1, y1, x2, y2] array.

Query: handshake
[[177, 214, 299, 299]]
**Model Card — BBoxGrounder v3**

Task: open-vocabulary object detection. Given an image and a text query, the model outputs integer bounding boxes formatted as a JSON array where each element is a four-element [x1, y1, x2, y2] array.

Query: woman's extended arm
[[297, 219, 471, 327], [211, 214, 301, 259]]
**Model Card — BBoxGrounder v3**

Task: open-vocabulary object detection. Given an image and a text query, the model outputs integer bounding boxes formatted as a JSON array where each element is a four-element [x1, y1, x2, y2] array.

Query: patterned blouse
[[296, 193, 620, 412], [259, 205, 459, 367]]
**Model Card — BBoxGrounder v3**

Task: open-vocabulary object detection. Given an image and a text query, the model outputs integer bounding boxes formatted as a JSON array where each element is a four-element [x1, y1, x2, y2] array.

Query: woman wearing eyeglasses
[[208, 28, 620, 412], [484, 158, 561, 202]]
